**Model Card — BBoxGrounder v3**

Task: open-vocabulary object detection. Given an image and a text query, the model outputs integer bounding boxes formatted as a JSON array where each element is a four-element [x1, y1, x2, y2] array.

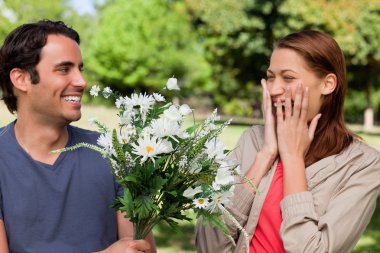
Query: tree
[[0, 0, 94, 49], [185, 0, 286, 116], [85, 0, 211, 98]]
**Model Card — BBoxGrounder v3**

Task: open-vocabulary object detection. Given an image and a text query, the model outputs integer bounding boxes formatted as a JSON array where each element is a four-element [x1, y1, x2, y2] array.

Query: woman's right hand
[[261, 79, 278, 159]]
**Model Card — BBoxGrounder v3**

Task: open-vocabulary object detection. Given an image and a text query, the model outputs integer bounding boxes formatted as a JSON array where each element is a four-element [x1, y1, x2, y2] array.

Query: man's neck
[[14, 117, 70, 165]]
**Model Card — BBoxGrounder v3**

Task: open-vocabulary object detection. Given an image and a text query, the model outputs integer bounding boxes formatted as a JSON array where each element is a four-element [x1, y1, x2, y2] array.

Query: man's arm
[[0, 220, 9, 253], [116, 211, 157, 253]]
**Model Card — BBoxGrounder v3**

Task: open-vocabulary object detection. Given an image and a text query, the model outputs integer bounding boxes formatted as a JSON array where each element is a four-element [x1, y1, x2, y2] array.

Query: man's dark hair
[[0, 20, 80, 113]]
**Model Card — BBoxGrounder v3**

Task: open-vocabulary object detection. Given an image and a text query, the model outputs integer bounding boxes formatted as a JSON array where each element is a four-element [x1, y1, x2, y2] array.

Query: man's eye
[[58, 67, 69, 73]]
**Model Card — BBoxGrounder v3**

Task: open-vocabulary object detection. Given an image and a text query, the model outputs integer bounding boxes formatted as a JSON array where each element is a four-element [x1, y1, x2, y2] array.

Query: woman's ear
[[10, 68, 30, 92], [321, 73, 337, 95]]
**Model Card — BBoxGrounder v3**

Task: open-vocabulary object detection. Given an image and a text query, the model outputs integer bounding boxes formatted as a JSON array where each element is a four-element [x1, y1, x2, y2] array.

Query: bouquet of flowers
[[54, 77, 250, 251]]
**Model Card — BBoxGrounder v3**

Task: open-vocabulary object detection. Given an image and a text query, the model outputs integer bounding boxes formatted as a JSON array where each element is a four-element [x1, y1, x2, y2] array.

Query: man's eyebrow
[[54, 61, 84, 69]]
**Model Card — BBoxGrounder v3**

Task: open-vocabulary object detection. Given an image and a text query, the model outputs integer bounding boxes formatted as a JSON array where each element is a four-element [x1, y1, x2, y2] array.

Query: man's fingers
[[133, 240, 151, 251]]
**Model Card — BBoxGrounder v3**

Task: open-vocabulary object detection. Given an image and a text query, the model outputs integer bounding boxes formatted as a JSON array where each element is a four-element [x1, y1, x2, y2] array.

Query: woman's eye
[[266, 76, 274, 81], [284, 76, 295, 81]]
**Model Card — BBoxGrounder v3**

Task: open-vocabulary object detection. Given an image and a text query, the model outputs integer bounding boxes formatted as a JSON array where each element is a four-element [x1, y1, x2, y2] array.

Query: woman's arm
[[0, 220, 9, 253], [196, 80, 279, 252], [280, 153, 380, 252]]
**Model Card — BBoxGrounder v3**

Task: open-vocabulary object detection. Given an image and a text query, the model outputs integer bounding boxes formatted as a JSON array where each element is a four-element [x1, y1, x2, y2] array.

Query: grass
[[1, 104, 380, 253]]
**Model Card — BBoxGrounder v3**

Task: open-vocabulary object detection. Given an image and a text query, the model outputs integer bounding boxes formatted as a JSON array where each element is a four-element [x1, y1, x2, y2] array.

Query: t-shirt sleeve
[[115, 180, 124, 197], [0, 190, 3, 219]]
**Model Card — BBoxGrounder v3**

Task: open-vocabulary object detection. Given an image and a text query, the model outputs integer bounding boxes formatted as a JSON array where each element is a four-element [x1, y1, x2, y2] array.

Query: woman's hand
[[242, 79, 278, 191], [276, 83, 320, 161], [276, 83, 321, 196], [261, 79, 278, 160]]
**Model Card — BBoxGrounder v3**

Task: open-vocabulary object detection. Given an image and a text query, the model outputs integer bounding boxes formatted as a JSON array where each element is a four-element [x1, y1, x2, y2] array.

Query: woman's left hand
[[276, 83, 321, 163]]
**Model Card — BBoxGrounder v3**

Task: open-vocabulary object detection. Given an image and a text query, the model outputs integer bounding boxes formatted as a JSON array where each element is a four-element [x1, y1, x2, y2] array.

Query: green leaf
[[186, 123, 201, 134], [135, 196, 154, 219], [119, 175, 138, 183], [149, 176, 167, 194], [201, 212, 229, 236], [119, 188, 134, 219], [167, 190, 178, 197]]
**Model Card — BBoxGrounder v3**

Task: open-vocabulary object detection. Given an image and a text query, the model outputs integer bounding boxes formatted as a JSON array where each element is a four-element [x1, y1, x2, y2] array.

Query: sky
[[69, 0, 104, 15]]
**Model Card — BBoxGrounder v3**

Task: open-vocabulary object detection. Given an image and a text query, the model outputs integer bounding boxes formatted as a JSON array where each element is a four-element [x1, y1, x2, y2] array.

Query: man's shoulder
[[0, 123, 14, 143], [68, 125, 101, 143]]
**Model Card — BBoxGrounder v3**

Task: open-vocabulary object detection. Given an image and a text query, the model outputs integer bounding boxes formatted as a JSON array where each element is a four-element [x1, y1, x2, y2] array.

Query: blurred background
[[0, 0, 379, 252]]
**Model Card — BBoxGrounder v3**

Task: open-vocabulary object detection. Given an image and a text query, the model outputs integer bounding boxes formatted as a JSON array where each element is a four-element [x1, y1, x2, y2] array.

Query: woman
[[195, 30, 380, 253]]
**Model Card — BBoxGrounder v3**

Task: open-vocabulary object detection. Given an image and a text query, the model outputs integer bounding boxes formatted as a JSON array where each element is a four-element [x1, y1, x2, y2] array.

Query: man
[[0, 20, 155, 253]]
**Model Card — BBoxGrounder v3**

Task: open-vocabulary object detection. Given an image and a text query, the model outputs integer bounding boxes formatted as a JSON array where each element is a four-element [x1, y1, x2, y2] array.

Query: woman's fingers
[[300, 86, 309, 123], [285, 86, 292, 118], [308, 113, 322, 140], [261, 79, 270, 114], [292, 83, 303, 119]]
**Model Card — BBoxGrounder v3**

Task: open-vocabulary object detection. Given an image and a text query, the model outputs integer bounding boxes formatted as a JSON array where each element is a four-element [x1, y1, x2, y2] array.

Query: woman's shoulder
[[338, 139, 380, 169], [343, 139, 380, 158]]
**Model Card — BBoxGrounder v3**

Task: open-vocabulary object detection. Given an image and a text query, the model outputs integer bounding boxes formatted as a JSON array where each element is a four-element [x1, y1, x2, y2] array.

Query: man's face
[[27, 34, 86, 125]]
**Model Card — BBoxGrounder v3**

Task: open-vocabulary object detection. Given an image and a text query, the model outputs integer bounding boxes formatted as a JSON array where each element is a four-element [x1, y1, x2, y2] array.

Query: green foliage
[[85, 0, 211, 95]]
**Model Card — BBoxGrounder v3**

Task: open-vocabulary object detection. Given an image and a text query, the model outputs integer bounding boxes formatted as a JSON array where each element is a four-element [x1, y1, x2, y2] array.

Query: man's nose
[[72, 70, 87, 88]]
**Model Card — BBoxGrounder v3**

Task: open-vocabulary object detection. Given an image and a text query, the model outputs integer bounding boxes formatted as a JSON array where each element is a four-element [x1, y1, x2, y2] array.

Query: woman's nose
[[268, 79, 285, 96]]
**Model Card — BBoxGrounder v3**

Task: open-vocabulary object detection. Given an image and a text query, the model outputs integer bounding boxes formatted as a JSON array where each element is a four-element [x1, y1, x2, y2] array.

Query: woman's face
[[266, 48, 326, 122]]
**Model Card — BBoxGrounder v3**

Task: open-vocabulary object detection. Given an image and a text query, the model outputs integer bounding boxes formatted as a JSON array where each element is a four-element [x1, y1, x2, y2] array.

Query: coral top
[[250, 161, 285, 253]]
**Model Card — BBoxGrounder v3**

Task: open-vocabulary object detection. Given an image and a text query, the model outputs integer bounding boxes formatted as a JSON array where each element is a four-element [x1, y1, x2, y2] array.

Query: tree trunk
[[363, 86, 374, 132], [364, 107, 374, 132]]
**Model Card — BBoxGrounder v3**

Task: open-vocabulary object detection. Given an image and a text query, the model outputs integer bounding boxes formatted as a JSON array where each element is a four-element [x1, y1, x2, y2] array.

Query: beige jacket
[[195, 125, 380, 253]]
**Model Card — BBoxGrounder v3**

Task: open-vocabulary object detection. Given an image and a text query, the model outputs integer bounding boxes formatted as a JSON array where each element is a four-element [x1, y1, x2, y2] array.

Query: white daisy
[[131, 136, 173, 164], [193, 198, 209, 209], [163, 105, 182, 122], [102, 87, 112, 98], [120, 109, 134, 125], [90, 85, 100, 97], [153, 93, 165, 102], [115, 96, 125, 109], [204, 138, 226, 162], [130, 93, 155, 108], [88, 117, 97, 126], [149, 118, 184, 139], [117, 131, 130, 144], [183, 186, 202, 199], [179, 104, 192, 116], [214, 162, 234, 186], [207, 191, 234, 213], [166, 77, 180, 90], [97, 132, 115, 156]]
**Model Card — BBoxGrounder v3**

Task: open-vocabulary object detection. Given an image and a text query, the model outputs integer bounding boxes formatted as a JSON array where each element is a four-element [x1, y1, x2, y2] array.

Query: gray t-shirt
[[0, 122, 122, 253]]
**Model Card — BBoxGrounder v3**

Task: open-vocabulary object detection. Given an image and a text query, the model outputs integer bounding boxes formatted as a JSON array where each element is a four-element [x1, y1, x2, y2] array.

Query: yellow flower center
[[145, 145, 154, 153], [122, 138, 128, 143], [198, 198, 204, 204]]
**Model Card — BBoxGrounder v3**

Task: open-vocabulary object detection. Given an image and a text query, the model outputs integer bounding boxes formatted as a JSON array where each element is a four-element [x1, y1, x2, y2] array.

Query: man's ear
[[321, 73, 337, 95], [9, 68, 30, 92]]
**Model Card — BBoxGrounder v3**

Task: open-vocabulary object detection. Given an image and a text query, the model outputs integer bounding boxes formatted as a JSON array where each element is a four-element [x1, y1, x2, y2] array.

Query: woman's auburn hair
[[274, 30, 357, 166]]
